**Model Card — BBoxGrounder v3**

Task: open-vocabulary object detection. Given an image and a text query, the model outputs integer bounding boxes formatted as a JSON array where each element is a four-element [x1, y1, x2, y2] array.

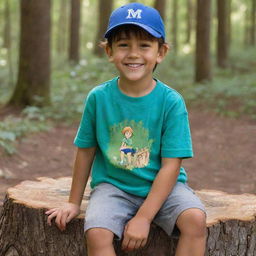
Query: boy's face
[[124, 131, 132, 138], [106, 31, 168, 84]]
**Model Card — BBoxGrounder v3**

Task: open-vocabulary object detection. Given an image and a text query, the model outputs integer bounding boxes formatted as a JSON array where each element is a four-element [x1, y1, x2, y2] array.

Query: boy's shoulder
[[89, 77, 117, 95], [84, 77, 117, 103], [156, 80, 188, 115], [156, 79, 185, 103]]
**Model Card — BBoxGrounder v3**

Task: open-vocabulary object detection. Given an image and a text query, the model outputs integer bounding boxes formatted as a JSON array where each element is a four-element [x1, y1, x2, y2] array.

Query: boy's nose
[[127, 45, 140, 58]]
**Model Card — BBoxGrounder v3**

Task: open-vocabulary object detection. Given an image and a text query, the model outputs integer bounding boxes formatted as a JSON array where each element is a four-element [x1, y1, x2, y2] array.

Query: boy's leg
[[153, 182, 206, 256], [86, 228, 116, 256], [175, 208, 207, 256], [84, 183, 140, 255]]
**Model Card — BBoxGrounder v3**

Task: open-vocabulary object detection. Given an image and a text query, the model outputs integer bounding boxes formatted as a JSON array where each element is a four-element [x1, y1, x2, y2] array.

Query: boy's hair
[[122, 126, 133, 135], [106, 24, 165, 48]]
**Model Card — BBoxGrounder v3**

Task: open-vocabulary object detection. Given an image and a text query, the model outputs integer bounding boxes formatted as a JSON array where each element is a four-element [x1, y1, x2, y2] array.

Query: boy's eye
[[117, 43, 128, 47], [140, 43, 151, 48]]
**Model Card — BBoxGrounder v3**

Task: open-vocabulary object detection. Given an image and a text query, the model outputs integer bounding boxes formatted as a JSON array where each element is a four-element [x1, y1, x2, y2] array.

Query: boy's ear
[[156, 43, 169, 64], [105, 44, 114, 62]]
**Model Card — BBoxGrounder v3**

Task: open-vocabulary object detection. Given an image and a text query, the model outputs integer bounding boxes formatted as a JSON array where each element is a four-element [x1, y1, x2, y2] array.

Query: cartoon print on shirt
[[108, 120, 153, 170], [120, 127, 136, 166]]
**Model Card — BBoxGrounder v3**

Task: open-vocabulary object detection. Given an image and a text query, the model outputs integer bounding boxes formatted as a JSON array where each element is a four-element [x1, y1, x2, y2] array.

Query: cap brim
[[104, 22, 162, 39]]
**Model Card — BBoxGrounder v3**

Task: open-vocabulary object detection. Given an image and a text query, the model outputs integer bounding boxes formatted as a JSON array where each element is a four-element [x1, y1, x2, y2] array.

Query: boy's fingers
[[47, 211, 58, 226], [66, 212, 75, 223], [55, 210, 63, 229], [134, 240, 142, 250], [45, 208, 58, 215], [140, 238, 147, 248], [65, 214, 72, 224], [46, 206, 79, 230], [60, 212, 69, 230], [121, 235, 129, 250], [126, 239, 136, 251]]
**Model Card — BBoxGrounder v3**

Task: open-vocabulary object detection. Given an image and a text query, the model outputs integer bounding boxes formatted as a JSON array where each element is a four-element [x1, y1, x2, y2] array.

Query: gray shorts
[[84, 182, 205, 239]]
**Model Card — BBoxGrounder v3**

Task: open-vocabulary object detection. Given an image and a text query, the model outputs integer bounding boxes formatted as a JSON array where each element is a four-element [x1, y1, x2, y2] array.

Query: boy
[[46, 3, 207, 256]]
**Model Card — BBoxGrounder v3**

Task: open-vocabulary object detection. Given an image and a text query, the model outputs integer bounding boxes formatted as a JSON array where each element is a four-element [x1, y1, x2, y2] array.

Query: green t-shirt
[[74, 77, 193, 197]]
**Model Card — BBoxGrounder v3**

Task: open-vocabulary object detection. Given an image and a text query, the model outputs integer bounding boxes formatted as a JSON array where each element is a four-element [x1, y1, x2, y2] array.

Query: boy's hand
[[122, 216, 150, 251], [45, 202, 80, 231]]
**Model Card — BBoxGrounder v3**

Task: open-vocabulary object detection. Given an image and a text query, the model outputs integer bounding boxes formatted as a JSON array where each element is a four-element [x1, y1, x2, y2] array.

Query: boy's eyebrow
[[116, 36, 129, 41]]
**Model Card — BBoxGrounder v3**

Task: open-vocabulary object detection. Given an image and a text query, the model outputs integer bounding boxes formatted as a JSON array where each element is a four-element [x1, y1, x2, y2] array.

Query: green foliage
[[0, 53, 115, 154], [45, 54, 116, 123], [156, 47, 256, 120], [0, 115, 51, 154]]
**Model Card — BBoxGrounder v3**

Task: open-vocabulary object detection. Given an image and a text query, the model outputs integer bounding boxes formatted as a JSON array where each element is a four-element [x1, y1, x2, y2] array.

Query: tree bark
[[195, 0, 212, 82], [185, 0, 193, 44], [93, 0, 113, 56], [56, 0, 68, 55], [3, 0, 14, 87], [3, 0, 11, 49], [154, 0, 167, 21], [69, 0, 81, 63], [217, 0, 229, 68], [250, 0, 256, 45], [1, 177, 256, 256], [244, 5, 251, 46], [171, 0, 178, 54], [227, 0, 232, 48], [8, 0, 51, 107]]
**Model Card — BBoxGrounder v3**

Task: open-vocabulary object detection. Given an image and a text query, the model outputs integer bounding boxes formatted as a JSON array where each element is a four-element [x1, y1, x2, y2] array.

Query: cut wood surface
[[1, 177, 256, 256]]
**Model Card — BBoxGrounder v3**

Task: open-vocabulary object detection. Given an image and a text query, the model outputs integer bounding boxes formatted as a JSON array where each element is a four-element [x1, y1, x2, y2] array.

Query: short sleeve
[[161, 93, 193, 158], [74, 90, 97, 148]]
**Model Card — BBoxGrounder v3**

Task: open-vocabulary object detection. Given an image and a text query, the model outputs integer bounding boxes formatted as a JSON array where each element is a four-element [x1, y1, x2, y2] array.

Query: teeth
[[127, 64, 142, 68]]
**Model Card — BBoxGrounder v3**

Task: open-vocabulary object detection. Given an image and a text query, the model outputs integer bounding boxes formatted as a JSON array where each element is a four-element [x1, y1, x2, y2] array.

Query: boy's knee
[[86, 228, 114, 249], [176, 208, 207, 238]]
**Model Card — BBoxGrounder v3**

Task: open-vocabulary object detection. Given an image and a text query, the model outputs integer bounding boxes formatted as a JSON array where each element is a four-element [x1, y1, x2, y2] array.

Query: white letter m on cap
[[126, 9, 142, 19]]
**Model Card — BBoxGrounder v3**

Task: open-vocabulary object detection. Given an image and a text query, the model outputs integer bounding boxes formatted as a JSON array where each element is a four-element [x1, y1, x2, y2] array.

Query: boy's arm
[[69, 147, 96, 205], [122, 157, 181, 251], [46, 147, 96, 230]]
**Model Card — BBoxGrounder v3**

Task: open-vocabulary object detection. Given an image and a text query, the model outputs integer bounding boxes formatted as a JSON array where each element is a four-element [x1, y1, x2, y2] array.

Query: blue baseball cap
[[104, 3, 165, 40]]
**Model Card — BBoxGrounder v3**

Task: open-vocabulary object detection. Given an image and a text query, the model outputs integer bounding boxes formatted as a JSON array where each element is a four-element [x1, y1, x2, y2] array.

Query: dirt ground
[[0, 109, 255, 210]]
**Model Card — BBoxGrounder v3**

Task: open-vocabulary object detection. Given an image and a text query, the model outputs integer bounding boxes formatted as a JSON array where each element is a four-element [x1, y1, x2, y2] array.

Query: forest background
[[0, 0, 255, 209]]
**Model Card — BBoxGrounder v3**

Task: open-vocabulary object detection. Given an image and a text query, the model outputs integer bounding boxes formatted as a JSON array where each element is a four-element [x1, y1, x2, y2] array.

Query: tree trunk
[[185, 0, 193, 44], [8, 0, 51, 107], [171, 0, 178, 54], [227, 0, 232, 48], [217, 0, 229, 68], [250, 0, 256, 45], [195, 0, 212, 82], [153, 0, 167, 21], [56, 0, 68, 55], [69, 0, 81, 63], [94, 0, 113, 56], [244, 3, 251, 46], [3, 0, 11, 49], [1, 177, 256, 255], [3, 0, 14, 87]]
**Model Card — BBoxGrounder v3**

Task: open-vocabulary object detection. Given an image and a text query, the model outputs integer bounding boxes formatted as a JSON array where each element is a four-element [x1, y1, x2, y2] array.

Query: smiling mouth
[[125, 64, 143, 68]]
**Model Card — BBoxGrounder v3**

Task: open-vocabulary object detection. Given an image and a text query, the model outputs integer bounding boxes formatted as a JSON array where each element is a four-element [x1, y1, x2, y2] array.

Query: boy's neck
[[118, 76, 156, 98]]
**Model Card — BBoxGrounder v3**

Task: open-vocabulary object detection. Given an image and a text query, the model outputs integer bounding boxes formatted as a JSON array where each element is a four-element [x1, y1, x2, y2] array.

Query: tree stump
[[0, 177, 256, 256]]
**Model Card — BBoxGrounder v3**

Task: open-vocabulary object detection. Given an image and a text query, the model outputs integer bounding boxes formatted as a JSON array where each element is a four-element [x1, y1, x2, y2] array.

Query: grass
[[0, 48, 255, 154]]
